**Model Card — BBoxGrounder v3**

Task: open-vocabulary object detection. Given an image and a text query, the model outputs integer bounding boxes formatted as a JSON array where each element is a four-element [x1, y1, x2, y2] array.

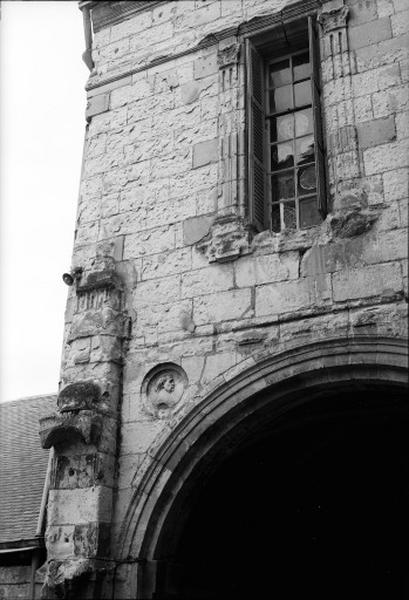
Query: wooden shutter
[[309, 15, 327, 218], [246, 39, 267, 232]]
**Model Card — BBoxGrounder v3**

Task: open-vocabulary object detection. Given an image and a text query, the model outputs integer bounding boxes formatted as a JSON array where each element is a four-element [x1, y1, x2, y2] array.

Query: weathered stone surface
[[255, 276, 331, 317], [0, 567, 31, 585], [0, 581, 29, 599], [332, 262, 402, 301], [348, 16, 392, 49], [39, 410, 103, 449], [235, 252, 299, 287], [57, 381, 101, 412], [183, 215, 213, 245], [47, 487, 113, 526], [329, 208, 378, 237], [180, 81, 201, 104], [194, 288, 253, 325], [357, 116, 396, 148], [192, 138, 218, 169], [364, 139, 409, 175], [196, 215, 252, 263], [182, 263, 234, 297], [86, 93, 110, 121]]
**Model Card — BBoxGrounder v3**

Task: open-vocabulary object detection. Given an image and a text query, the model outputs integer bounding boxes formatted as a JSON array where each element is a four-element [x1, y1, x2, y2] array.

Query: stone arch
[[118, 335, 408, 595]]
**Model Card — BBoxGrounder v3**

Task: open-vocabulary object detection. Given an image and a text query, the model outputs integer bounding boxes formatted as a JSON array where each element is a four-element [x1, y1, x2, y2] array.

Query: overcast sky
[[0, 2, 89, 402]]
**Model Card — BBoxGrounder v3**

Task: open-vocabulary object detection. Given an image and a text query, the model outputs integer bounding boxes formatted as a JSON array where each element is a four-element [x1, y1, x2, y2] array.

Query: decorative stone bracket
[[39, 410, 102, 449], [39, 381, 107, 449], [196, 214, 253, 263]]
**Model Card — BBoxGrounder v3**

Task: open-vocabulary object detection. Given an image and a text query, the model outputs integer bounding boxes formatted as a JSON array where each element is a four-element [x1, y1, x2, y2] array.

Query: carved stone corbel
[[39, 381, 108, 449], [39, 410, 103, 449], [196, 214, 253, 263]]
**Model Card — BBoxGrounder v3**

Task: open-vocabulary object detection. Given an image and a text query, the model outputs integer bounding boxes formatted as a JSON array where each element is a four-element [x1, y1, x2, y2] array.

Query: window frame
[[245, 15, 327, 234]]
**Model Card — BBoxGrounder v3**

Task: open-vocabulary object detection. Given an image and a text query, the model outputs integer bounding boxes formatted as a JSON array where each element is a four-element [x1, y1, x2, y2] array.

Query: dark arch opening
[[154, 385, 409, 599]]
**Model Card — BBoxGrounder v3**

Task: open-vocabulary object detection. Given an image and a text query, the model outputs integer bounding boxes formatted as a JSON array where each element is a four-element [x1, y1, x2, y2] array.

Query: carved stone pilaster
[[319, 1, 371, 226], [196, 41, 249, 264], [216, 39, 246, 217]]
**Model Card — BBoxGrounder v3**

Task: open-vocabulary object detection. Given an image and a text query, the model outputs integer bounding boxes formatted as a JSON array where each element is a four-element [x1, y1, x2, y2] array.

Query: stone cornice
[[86, 0, 320, 91], [83, 0, 166, 32]]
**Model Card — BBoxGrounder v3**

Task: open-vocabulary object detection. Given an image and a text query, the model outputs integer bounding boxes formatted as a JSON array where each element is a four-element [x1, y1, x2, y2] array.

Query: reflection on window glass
[[298, 165, 316, 195], [270, 85, 293, 113], [293, 52, 310, 81], [300, 196, 321, 227], [272, 171, 295, 201], [275, 114, 294, 141], [269, 59, 291, 87], [295, 108, 313, 137], [294, 80, 312, 107], [296, 135, 314, 164], [271, 142, 294, 170]]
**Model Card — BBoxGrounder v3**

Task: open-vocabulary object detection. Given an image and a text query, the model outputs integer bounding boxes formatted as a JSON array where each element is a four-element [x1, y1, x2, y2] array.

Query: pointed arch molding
[[119, 335, 408, 562]]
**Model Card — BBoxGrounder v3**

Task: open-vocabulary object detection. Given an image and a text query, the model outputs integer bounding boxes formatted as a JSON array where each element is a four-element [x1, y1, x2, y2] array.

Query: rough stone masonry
[[35, 0, 408, 598]]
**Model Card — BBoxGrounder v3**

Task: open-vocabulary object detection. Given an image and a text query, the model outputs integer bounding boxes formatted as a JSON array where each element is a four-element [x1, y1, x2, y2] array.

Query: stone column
[[39, 246, 129, 599]]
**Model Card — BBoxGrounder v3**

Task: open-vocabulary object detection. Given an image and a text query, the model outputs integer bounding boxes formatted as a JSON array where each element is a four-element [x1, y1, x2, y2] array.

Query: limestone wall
[[47, 0, 408, 595]]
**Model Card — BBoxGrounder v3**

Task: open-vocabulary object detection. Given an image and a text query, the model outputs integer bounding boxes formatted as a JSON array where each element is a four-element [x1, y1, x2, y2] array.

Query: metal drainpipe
[[79, 1, 95, 71]]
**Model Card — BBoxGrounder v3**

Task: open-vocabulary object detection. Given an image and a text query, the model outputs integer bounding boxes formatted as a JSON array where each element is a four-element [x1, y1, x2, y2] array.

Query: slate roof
[[0, 394, 56, 545]]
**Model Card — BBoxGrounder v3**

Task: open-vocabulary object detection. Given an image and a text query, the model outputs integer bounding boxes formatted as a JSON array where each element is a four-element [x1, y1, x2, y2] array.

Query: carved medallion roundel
[[142, 363, 188, 418]]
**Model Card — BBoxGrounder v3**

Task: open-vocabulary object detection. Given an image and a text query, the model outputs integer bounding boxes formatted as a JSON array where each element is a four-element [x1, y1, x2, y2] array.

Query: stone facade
[[39, 0, 407, 598]]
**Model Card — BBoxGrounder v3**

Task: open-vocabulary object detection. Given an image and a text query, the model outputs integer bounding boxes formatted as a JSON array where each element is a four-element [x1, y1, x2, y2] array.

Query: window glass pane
[[272, 171, 295, 202], [271, 114, 294, 141], [271, 142, 294, 170], [296, 135, 314, 165], [283, 200, 297, 229], [294, 80, 311, 107], [297, 165, 316, 195], [295, 108, 313, 137], [299, 196, 322, 228], [269, 59, 291, 87], [269, 85, 293, 113], [271, 203, 281, 232], [293, 52, 310, 81]]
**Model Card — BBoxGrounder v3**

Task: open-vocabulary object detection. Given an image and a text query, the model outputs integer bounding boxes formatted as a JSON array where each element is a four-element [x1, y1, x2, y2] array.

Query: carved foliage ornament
[[318, 5, 349, 34], [142, 364, 188, 418]]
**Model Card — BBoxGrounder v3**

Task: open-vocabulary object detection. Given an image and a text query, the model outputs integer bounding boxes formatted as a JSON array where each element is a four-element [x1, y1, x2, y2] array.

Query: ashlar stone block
[[357, 116, 396, 148], [235, 252, 299, 287], [332, 262, 402, 300], [86, 94, 110, 121], [194, 288, 252, 325], [47, 486, 113, 526], [383, 167, 409, 202], [348, 16, 392, 50], [192, 138, 219, 169], [364, 139, 409, 175]]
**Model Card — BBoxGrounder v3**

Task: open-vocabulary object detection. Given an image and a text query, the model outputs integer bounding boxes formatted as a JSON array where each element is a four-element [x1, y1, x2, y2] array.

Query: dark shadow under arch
[[117, 336, 408, 598]]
